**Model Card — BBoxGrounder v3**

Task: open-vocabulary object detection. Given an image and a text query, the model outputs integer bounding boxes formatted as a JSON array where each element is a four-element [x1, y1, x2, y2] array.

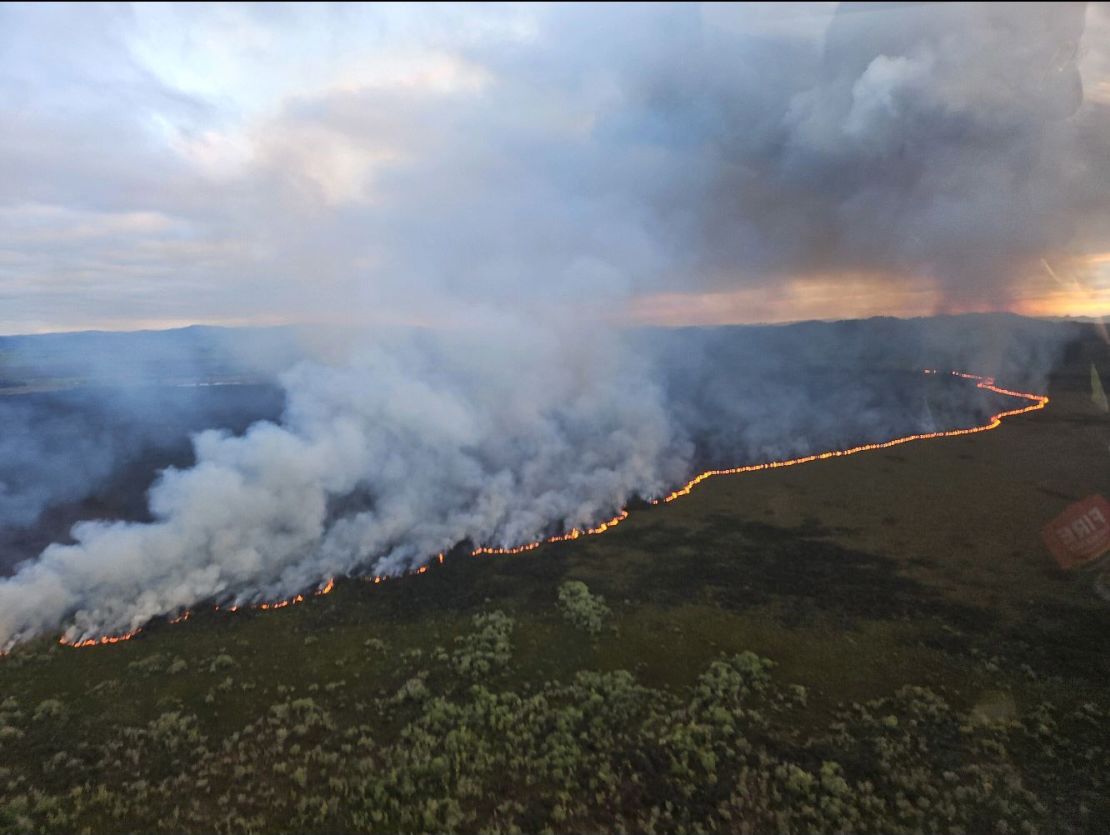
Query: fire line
[[58, 370, 1048, 649]]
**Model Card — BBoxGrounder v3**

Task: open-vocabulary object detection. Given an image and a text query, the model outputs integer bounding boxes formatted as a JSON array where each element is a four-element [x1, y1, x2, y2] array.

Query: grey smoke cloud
[[0, 3, 1104, 647], [0, 321, 692, 646], [0, 325, 300, 534], [577, 2, 1102, 306]]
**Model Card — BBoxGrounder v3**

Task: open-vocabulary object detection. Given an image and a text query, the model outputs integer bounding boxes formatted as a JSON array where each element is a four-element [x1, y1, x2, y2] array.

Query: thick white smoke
[[0, 320, 690, 647]]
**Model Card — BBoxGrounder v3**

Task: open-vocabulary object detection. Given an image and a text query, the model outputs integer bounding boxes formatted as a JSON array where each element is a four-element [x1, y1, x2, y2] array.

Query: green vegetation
[[0, 605, 1106, 833], [556, 580, 610, 635], [450, 611, 514, 679]]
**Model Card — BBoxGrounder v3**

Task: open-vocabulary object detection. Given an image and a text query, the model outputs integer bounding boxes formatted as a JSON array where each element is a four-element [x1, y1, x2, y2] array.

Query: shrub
[[391, 676, 431, 705], [450, 611, 515, 679], [557, 580, 610, 635], [32, 700, 64, 722], [127, 654, 166, 676], [363, 638, 387, 653]]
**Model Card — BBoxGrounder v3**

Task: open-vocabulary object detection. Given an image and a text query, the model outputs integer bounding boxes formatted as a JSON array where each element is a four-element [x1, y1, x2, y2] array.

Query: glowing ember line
[[59, 370, 1045, 650], [59, 578, 337, 649], [653, 371, 1048, 504], [63, 630, 142, 649], [465, 370, 1046, 552], [470, 510, 631, 556]]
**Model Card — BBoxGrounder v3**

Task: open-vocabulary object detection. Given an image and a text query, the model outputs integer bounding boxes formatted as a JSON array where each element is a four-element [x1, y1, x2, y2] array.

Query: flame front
[[58, 578, 337, 649], [471, 510, 630, 557], [62, 630, 143, 649], [655, 371, 1048, 504], [59, 370, 1047, 650]]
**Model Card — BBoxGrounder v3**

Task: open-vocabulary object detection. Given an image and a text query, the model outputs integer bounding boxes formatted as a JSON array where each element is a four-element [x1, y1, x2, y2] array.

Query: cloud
[[1, 3, 1107, 332]]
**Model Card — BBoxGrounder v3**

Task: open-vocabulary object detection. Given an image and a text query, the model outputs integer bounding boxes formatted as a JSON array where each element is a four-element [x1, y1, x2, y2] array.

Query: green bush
[[32, 699, 64, 722], [1, 608, 1106, 834], [450, 611, 515, 680], [557, 580, 610, 635]]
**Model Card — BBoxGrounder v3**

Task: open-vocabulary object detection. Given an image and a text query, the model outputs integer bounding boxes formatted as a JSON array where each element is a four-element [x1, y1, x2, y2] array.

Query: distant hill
[[0, 313, 1097, 390], [0, 325, 304, 388]]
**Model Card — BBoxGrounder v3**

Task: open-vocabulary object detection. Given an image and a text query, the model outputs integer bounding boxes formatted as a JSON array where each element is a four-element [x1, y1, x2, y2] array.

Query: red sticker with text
[[1042, 495, 1110, 570]]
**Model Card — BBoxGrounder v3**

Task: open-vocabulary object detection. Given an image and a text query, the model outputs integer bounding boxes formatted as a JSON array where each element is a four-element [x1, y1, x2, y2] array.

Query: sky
[[1, 1, 1109, 335]]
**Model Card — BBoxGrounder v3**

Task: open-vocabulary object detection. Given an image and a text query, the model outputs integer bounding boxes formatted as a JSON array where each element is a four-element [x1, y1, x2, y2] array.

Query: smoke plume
[[0, 3, 1105, 647]]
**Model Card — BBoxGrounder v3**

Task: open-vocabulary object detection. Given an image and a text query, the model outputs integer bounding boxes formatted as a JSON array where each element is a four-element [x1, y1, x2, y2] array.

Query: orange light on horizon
[[625, 262, 1110, 328], [624, 272, 958, 328], [1018, 254, 1110, 321]]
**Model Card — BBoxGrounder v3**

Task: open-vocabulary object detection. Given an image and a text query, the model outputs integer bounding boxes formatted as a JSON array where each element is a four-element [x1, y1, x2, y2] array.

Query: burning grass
[[43, 369, 1048, 652], [0, 363, 1105, 833]]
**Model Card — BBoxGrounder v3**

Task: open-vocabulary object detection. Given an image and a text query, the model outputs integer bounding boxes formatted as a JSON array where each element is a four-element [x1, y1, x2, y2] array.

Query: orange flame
[[470, 509, 631, 557], [61, 630, 142, 649], [62, 370, 1046, 650], [653, 371, 1047, 504]]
